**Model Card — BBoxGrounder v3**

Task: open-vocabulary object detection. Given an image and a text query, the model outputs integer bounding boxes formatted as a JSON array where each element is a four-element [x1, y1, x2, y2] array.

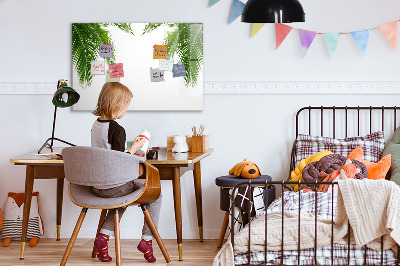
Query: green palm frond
[[142, 23, 165, 35], [144, 23, 203, 87], [72, 23, 133, 87]]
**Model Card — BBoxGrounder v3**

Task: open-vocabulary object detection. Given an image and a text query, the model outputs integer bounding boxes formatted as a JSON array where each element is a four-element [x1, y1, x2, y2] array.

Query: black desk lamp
[[241, 0, 305, 23], [38, 79, 80, 154]]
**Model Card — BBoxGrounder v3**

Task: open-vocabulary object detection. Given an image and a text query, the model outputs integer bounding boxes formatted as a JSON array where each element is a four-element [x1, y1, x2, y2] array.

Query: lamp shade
[[241, 0, 305, 23], [52, 84, 80, 108]]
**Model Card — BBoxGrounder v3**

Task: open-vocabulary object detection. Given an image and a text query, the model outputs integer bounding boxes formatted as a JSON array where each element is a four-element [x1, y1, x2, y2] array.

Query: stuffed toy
[[1, 192, 44, 247], [172, 135, 189, 153], [289, 150, 333, 191], [348, 146, 391, 180], [229, 159, 261, 179]]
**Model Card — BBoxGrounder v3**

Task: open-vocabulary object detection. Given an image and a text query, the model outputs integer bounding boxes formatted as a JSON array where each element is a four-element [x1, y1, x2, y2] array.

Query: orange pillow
[[347, 146, 391, 180]]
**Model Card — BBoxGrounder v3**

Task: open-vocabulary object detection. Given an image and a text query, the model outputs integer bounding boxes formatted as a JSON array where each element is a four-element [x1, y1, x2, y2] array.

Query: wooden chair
[[60, 146, 171, 265]]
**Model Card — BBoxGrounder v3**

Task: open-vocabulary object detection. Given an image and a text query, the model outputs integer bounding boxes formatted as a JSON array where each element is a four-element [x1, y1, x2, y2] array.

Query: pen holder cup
[[191, 135, 209, 153]]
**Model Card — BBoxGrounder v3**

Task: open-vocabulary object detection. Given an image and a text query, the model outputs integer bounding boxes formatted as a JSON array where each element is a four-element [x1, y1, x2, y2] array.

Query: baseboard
[[1, 81, 400, 94]]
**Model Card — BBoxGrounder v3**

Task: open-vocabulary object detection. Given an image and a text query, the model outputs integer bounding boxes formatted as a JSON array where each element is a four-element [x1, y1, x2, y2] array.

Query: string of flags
[[210, 0, 399, 58]]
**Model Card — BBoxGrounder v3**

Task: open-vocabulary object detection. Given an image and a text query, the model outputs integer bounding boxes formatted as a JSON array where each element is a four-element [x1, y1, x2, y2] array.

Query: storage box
[[191, 135, 209, 153], [167, 135, 192, 151]]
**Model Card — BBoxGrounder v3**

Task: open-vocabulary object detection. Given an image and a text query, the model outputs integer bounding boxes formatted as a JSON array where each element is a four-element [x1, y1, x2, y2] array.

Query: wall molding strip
[[1, 81, 400, 95]]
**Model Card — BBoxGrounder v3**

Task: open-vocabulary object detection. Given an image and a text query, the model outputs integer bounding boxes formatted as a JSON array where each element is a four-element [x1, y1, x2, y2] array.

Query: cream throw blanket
[[213, 179, 400, 266]]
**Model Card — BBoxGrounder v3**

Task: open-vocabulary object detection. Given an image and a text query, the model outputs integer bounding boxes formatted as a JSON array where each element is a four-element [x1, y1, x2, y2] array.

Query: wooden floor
[[0, 239, 221, 265]]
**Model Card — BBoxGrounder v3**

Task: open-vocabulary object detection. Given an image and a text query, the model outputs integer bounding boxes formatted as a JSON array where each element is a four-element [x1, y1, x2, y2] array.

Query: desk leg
[[172, 167, 183, 261], [20, 165, 35, 259], [193, 161, 203, 242], [56, 178, 64, 241]]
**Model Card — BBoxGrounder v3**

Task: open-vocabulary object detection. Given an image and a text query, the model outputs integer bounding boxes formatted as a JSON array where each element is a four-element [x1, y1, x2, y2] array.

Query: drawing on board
[[72, 23, 203, 111]]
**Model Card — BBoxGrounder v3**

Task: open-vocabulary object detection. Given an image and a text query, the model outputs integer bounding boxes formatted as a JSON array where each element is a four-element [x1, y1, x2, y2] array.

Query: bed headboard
[[290, 106, 400, 179]]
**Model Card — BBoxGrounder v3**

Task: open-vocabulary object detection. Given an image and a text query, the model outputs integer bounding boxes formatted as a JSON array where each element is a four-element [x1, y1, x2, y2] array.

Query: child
[[91, 82, 162, 263]]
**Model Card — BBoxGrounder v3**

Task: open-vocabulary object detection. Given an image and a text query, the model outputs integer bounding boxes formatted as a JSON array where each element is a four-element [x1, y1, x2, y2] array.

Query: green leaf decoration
[[72, 23, 133, 88]]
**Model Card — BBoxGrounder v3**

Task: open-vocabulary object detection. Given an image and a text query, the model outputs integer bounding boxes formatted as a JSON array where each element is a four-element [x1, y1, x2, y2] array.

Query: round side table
[[215, 175, 275, 248]]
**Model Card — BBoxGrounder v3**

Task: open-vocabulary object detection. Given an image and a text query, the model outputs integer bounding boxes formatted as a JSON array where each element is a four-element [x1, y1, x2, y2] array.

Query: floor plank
[[0, 239, 221, 265]]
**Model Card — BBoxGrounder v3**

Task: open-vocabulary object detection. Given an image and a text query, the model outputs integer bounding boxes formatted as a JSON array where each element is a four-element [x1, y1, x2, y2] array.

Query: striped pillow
[[294, 131, 385, 166]]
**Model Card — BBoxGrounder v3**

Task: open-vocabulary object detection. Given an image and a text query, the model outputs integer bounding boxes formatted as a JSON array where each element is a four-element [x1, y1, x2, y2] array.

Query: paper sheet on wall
[[150, 68, 165, 82], [153, 45, 168, 59], [106, 72, 120, 82], [172, 63, 186, 77], [109, 63, 124, 78], [91, 61, 105, 75], [159, 58, 174, 71], [99, 44, 113, 58]]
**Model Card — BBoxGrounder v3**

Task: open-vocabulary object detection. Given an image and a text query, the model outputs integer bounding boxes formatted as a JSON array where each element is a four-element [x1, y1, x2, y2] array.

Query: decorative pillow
[[302, 154, 368, 189], [289, 150, 333, 191], [295, 131, 385, 166], [348, 146, 391, 180], [382, 126, 400, 184]]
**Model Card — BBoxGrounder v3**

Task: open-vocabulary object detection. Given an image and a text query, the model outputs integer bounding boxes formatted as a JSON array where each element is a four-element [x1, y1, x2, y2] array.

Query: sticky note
[[159, 58, 174, 71], [153, 45, 168, 59], [106, 72, 120, 82], [172, 63, 186, 77], [91, 61, 105, 75], [150, 68, 165, 82], [109, 63, 124, 78], [100, 44, 113, 58]]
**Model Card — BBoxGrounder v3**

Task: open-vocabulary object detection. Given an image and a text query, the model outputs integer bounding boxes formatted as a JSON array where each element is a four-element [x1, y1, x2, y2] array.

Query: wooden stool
[[215, 175, 275, 248]]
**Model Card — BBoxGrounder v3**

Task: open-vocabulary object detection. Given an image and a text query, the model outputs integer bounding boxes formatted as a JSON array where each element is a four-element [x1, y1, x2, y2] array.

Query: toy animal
[[172, 135, 189, 153], [229, 159, 261, 179], [1, 192, 43, 247]]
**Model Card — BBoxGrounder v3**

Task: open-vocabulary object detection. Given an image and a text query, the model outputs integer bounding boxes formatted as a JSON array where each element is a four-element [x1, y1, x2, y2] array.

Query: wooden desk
[[10, 147, 213, 261]]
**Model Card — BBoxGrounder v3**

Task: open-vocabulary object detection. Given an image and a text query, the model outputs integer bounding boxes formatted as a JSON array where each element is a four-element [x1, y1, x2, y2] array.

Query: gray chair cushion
[[69, 180, 145, 208], [62, 146, 145, 188]]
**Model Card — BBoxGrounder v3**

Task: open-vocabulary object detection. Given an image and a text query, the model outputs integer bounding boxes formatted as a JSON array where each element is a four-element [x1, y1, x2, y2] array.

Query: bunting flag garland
[[209, 0, 220, 7], [275, 23, 293, 49], [251, 23, 266, 38], [351, 29, 370, 55], [323, 33, 341, 58], [378, 21, 398, 50], [208, 4, 400, 57], [229, 0, 245, 24], [298, 29, 317, 58]]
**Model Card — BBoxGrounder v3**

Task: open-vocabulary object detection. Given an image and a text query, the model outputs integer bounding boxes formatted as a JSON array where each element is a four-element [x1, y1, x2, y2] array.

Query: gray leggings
[[92, 180, 162, 240]]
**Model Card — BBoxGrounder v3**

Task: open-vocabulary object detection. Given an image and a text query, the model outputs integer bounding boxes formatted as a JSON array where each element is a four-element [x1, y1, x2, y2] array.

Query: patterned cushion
[[295, 131, 385, 166]]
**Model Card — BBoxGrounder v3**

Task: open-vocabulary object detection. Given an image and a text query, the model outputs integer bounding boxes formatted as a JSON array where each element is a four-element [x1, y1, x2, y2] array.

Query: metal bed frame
[[230, 106, 400, 266]]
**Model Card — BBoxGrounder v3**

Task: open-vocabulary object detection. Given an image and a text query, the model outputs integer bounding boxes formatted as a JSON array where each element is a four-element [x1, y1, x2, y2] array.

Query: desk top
[[10, 147, 214, 166]]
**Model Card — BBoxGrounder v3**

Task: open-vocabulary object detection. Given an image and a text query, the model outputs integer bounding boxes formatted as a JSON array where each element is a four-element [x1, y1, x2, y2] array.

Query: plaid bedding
[[234, 191, 397, 265], [294, 131, 385, 166]]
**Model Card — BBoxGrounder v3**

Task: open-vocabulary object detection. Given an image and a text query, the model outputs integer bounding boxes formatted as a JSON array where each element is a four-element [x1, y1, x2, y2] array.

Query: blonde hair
[[93, 82, 133, 120]]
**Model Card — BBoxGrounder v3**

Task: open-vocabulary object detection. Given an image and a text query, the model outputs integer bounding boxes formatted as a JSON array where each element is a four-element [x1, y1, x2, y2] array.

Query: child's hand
[[134, 149, 149, 157], [129, 137, 147, 155]]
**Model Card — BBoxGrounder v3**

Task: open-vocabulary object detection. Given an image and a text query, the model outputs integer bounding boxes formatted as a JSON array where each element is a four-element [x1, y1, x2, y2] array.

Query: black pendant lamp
[[242, 0, 305, 23]]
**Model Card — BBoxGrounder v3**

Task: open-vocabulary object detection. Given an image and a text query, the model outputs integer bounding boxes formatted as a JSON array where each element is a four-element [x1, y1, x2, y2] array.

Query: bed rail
[[230, 180, 400, 266]]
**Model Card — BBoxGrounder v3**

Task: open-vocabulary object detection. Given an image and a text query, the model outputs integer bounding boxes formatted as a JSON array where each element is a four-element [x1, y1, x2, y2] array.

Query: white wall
[[1, 0, 400, 240]]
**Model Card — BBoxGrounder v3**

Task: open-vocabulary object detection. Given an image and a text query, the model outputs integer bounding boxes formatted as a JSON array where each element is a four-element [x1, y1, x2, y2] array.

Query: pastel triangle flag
[[275, 23, 293, 49], [351, 29, 370, 55], [298, 29, 317, 58], [251, 23, 266, 38], [209, 0, 220, 7], [378, 21, 397, 50], [323, 33, 341, 58], [229, 0, 245, 24]]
